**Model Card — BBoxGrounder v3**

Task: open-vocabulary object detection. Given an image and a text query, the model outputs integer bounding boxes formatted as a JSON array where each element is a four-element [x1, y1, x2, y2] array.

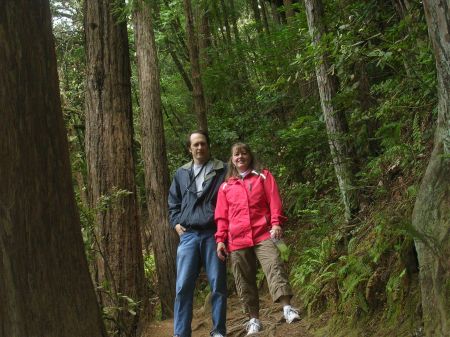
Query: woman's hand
[[217, 242, 228, 261], [270, 225, 282, 240]]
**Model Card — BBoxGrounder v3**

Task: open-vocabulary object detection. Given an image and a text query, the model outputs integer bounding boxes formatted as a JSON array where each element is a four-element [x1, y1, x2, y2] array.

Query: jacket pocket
[[229, 223, 245, 240]]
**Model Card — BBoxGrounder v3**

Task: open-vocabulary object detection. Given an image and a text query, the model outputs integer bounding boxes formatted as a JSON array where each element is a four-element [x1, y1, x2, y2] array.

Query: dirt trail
[[142, 295, 313, 337]]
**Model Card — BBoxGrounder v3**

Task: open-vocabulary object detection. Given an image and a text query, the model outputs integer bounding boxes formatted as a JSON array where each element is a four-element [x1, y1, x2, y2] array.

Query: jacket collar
[[227, 170, 265, 183], [181, 158, 224, 171]]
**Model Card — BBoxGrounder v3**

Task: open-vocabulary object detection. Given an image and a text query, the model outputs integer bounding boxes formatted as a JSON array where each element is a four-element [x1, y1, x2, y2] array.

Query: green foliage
[[97, 281, 140, 336], [79, 202, 97, 263], [275, 240, 290, 262], [385, 268, 407, 320], [291, 236, 336, 312], [76, 188, 142, 334], [143, 252, 157, 285], [97, 188, 134, 212], [337, 254, 372, 314]]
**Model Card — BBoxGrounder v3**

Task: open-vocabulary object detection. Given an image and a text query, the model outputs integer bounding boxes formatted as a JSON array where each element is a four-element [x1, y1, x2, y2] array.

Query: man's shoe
[[283, 305, 300, 324], [245, 318, 261, 335]]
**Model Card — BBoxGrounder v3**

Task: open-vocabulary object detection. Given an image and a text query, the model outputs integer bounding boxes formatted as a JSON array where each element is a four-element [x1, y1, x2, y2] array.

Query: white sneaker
[[245, 318, 261, 335], [283, 305, 300, 323]]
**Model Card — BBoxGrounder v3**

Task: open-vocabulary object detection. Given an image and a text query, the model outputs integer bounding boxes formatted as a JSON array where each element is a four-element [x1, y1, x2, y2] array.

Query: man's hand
[[175, 224, 186, 236], [216, 242, 228, 261]]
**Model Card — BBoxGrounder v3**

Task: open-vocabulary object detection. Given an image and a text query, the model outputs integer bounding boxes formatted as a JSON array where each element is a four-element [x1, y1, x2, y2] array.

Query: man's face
[[189, 133, 210, 164]]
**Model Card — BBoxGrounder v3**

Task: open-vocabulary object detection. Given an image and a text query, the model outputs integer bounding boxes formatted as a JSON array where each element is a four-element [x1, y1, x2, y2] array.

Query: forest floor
[[142, 294, 315, 337]]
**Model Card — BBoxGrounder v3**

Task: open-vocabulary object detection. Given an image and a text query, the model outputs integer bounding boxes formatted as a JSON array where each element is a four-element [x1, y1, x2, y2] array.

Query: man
[[168, 130, 227, 337]]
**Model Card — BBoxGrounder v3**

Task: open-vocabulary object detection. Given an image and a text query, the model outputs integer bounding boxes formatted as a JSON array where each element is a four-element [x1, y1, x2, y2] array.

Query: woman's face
[[232, 147, 251, 173]]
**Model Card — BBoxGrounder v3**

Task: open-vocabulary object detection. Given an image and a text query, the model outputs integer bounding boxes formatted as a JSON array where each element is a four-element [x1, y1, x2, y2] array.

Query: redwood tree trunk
[[133, 0, 178, 320], [0, 1, 105, 336], [413, 1, 450, 336], [183, 0, 208, 131], [304, 0, 359, 222], [84, 0, 146, 335]]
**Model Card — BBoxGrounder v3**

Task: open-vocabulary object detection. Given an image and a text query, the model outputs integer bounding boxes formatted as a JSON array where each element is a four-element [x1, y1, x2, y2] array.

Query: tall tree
[[260, 0, 271, 33], [355, 61, 380, 157], [391, 0, 411, 19], [269, 0, 283, 24], [199, 2, 213, 67], [283, 0, 295, 21], [412, 1, 450, 336], [304, 0, 359, 221], [167, 41, 194, 92], [249, 0, 263, 33], [0, 1, 105, 336], [84, 0, 146, 335], [183, 0, 208, 131], [133, 0, 178, 320], [229, 0, 241, 43], [220, 0, 233, 45]]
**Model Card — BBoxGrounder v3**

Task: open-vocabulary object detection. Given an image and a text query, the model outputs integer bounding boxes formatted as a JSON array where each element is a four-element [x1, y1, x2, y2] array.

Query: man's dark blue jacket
[[168, 158, 227, 230]]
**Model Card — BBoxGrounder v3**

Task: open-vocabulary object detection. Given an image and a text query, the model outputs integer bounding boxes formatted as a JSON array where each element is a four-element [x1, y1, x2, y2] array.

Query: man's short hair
[[186, 130, 210, 148]]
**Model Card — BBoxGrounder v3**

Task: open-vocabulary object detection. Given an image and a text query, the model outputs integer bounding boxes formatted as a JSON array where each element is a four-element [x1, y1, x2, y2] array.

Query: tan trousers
[[230, 239, 293, 315]]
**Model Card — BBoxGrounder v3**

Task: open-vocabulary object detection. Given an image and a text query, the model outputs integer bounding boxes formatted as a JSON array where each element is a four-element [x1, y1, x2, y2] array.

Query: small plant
[[97, 281, 140, 337]]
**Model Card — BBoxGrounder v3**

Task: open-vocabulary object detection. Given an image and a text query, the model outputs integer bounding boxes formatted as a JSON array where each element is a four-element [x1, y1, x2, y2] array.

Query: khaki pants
[[230, 239, 293, 315]]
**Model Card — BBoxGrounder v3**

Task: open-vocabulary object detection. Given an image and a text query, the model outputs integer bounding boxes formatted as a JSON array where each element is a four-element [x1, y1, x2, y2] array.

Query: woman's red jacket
[[214, 169, 287, 252]]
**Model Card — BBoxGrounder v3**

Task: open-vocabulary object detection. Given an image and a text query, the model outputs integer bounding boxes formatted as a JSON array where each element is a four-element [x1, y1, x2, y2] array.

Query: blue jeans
[[174, 229, 227, 337]]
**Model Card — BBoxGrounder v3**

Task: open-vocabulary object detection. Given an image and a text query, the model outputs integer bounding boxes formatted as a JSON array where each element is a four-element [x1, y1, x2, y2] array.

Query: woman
[[214, 142, 300, 335]]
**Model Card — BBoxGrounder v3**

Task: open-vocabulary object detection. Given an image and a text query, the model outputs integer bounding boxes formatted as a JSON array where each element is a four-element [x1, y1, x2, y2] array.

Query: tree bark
[[413, 1, 450, 336], [0, 1, 106, 336], [183, 0, 208, 131], [84, 0, 146, 335], [133, 0, 178, 320], [304, 0, 359, 222]]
